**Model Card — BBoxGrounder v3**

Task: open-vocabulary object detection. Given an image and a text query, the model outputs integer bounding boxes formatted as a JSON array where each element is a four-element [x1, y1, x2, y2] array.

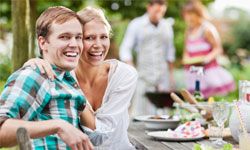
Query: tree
[[11, 0, 29, 71], [29, 0, 37, 58]]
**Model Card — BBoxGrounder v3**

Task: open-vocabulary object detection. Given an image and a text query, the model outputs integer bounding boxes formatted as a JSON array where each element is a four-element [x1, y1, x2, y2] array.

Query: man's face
[[39, 18, 83, 71], [147, 4, 166, 24]]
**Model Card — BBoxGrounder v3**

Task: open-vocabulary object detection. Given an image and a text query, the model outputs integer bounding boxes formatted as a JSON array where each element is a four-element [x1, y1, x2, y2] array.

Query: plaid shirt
[[0, 65, 86, 149]]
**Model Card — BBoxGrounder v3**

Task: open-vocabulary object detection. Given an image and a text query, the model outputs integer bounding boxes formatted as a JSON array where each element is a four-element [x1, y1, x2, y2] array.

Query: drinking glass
[[212, 102, 230, 148], [239, 130, 250, 150]]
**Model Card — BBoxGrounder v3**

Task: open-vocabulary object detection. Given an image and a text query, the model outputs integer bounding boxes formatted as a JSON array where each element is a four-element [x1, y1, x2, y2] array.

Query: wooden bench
[[16, 127, 32, 150]]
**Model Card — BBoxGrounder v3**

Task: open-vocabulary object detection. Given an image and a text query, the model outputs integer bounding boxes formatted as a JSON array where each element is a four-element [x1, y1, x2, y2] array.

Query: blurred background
[[0, 0, 250, 101]]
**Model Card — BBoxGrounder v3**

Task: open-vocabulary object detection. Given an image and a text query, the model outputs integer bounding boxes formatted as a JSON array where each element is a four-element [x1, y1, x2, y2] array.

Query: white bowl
[[134, 115, 180, 130]]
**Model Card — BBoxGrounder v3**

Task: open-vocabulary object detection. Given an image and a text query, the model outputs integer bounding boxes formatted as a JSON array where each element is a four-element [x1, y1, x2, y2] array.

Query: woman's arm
[[23, 58, 55, 80], [80, 104, 96, 130], [203, 24, 223, 64]]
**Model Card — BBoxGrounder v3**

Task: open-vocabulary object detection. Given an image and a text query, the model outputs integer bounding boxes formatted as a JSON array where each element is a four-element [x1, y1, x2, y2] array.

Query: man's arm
[[0, 68, 93, 149], [119, 20, 138, 66], [0, 119, 92, 149]]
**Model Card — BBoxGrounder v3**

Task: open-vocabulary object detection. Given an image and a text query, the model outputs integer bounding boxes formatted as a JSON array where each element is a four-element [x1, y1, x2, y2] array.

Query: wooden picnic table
[[128, 121, 239, 150]]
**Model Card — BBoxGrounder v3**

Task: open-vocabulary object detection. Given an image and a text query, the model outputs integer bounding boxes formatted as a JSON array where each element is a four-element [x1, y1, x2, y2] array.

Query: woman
[[182, 1, 235, 98], [24, 7, 137, 150]]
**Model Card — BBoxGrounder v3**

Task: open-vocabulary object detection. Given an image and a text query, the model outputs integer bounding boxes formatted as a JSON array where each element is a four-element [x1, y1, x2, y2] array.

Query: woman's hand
[[23, 58, 55, 80]]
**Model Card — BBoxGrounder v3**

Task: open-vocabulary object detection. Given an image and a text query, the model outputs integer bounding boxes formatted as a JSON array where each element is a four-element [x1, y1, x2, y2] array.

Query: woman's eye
[[85, 36, 94, 40], [101, 36, 108, 39]]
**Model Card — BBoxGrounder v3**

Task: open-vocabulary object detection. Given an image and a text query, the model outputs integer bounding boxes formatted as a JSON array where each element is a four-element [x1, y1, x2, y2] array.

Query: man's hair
[[36, 6, 82, 56], [148, 0, 166, 5], [77, 7, 112, 36]]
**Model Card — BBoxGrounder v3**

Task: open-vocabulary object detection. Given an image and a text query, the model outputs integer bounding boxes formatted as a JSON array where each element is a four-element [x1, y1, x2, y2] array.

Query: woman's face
[[184, 12, 200, 28], [81, 20, 110, 66]]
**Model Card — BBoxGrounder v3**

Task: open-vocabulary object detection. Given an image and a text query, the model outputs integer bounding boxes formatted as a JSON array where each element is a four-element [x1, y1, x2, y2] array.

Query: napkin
[[166, 121, 205, 138]]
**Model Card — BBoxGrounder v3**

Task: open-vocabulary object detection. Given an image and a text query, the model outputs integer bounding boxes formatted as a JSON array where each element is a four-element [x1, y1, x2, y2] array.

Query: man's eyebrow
[[58, 32, 83, 35]]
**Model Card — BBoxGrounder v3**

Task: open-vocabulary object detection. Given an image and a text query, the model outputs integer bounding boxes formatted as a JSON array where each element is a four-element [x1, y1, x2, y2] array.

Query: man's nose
[[69, 38, 78, 47]]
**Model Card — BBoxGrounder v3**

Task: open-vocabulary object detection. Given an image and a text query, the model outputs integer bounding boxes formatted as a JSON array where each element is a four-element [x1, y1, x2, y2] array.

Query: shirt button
[[73, 83, 78, 88]]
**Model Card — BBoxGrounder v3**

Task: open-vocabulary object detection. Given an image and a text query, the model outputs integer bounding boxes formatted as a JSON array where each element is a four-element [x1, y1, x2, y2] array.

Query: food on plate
[[149, 115, 170, 120], [183, 56, 204, 65]]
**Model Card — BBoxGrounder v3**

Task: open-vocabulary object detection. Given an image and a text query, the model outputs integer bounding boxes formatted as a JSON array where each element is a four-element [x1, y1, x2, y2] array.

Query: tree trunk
[[29, 0, 36, 58], [11, 0, 29, 72]]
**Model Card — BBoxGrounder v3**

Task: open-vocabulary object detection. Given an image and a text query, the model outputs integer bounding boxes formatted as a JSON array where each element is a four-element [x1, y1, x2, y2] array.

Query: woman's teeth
[[89, 52, 102, 56]]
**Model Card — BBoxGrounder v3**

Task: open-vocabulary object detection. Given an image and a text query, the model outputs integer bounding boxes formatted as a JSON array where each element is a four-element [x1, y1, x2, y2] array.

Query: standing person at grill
[[0, 6, 93, 150], [119, 0, 176, 116]]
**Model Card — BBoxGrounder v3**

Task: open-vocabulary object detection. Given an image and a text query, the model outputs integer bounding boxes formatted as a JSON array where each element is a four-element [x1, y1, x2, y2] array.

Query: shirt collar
[[143, 13, 162, 26], [51, 65, 71, 81]]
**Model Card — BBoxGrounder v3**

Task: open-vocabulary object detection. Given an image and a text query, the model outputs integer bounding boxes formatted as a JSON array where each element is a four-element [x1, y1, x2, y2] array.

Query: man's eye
[[76, 36, 82, 40], [60, 36, 70, 40]]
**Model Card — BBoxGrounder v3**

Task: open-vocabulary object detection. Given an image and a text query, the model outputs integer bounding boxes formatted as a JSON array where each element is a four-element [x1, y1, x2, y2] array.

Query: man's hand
[[56, 120, 94, 150]]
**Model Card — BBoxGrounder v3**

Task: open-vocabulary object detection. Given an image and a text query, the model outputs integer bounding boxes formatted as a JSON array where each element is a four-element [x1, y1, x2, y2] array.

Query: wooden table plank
[[162, 141, 192, 150], [128, 122, 170, 149], [128, 121, 238, 150]]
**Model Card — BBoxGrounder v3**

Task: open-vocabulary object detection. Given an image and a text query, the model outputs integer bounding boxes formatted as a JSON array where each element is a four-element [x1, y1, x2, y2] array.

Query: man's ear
[[38, 36, 47, 53]]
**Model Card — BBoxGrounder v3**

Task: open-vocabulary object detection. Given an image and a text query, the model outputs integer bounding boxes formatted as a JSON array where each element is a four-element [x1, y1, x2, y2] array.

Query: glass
[[239, 130, 250, 150], [208, 122, 220, 141], [212, 102, 230, 148], [239, 80, 250, 104]]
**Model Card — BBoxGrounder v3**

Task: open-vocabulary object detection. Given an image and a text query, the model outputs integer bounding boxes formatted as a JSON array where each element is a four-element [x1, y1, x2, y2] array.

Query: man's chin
[[58, 63, 78, 71]]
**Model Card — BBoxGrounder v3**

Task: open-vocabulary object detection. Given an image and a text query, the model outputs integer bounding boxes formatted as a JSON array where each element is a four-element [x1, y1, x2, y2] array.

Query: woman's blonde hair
[[77, 7, 112, 36], [182, 0, 211, 20]]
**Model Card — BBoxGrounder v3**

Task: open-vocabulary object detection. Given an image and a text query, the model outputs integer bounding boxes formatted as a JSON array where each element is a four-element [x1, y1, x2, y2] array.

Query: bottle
[[193, 80, 204, 102]]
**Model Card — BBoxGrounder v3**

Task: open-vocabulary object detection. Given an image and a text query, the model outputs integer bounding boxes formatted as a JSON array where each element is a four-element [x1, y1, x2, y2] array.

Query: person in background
[[182, 0, 235, 98], [119, 0, 176, 116], [23, 7, 138, 150], [0, 6, 93, 150]]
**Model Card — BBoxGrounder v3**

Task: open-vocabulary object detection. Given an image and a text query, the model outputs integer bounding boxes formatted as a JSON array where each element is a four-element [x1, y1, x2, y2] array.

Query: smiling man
[[0, 6, 93, 150]]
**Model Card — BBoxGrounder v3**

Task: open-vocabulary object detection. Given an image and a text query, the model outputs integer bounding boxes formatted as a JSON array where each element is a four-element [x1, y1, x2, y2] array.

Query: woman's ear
[[38, 36, 47, 53]]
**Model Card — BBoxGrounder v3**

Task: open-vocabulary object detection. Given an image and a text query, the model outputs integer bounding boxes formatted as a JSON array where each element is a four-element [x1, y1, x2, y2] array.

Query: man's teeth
[[64, 52, 78, 57]]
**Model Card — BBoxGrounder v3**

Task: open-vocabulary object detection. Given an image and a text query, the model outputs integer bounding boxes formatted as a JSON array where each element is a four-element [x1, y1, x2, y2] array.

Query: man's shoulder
[[6, 66, 48, 85], [129, 15, 147, 26]]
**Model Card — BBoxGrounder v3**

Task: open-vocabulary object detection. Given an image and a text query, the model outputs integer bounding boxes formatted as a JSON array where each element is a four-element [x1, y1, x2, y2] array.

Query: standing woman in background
[[182, 0, 235, 98]]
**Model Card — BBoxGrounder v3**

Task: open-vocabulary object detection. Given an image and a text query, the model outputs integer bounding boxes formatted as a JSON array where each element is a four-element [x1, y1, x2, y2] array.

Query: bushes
[[0, 53, 11, 81]]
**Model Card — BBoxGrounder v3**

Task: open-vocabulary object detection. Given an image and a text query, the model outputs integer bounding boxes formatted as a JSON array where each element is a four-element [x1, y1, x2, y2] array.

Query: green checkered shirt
[[0, 65, 86, 149]]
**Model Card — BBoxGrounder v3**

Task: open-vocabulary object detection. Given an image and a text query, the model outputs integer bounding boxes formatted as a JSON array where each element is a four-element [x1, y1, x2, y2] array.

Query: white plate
[[147, 131, 205, 141], [134, 115, 180, 130]]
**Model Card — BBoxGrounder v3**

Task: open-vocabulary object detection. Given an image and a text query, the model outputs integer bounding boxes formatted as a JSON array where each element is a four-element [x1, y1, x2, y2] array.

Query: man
[[0, 6, 93, 150], [119, 0, 176, 116]]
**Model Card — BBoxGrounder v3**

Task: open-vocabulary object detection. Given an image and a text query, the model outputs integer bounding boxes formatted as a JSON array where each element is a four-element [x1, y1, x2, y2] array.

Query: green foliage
[[231, 18, 250, 51], [214, 64, 250, 102], [0, 54, 11, 81], [36, 0, 85, 14], [0, 80, 5, 93]]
